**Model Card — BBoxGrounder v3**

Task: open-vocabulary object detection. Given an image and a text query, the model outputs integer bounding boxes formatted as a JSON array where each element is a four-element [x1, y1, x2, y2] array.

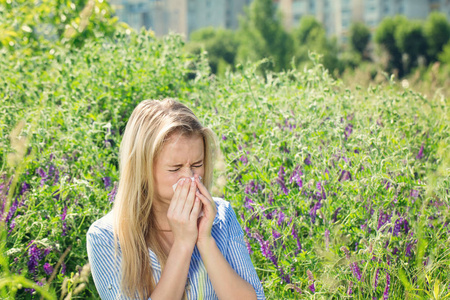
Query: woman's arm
[[152, 177, 202, 299], [197, 237, 257, 300], [194, 176, 264, 300], [149, 242, 193, 300]]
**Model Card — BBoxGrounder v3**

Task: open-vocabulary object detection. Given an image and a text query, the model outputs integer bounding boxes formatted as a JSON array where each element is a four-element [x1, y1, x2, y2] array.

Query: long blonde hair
[[112, 98, 217, 299]]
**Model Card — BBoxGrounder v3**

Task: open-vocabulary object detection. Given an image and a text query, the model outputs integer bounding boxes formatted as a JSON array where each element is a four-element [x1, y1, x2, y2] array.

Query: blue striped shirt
[[87, 197, 266, 300]]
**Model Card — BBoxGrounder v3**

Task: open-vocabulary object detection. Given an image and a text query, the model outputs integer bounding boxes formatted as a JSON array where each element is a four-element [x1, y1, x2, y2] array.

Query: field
[[1, 30, 449, 299]]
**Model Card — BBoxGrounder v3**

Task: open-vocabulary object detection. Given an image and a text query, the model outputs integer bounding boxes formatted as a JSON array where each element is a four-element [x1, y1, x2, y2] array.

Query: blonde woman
[[87, 99, 265, 299]]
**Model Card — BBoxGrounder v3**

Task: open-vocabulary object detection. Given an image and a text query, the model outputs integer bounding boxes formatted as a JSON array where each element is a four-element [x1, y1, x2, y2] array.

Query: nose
[[181, 167, 194, 179]]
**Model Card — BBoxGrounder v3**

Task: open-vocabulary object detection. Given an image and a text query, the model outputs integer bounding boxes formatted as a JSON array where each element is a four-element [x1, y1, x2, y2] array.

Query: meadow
[[0, 29, 449, 299]]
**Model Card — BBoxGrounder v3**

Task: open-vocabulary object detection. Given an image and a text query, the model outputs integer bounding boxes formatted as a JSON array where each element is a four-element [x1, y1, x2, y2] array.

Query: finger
[[189, 197, 202, 221], [168, 178, 184, 216], [195, 176, 211, 199], [195, 191, 216, 214], [181, 179, 197, 218], [174, 178, 190, 215]]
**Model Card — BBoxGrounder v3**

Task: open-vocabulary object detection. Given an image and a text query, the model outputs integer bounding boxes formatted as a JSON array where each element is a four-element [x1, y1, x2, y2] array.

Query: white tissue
[[172, 176, 204, 218], [172, 176, 202, 191]]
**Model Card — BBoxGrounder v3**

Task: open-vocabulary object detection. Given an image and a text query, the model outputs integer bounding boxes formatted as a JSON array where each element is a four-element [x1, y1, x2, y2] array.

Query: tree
[[237, 0, 293, 72], [438, 41, 450, 65], [291, 16, 341, 74], [187, 27, 239, 75], [423, 12, 450, 62], [395, 19, 427, 73], [349, 22, 371, 59], [375, 15, 407, 77]]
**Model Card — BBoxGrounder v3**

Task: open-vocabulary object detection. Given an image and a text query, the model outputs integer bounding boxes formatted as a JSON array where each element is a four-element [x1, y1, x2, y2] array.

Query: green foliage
[[237, 0, 293, 72], [374, 15, 407, 77], [0, 0, 119, 52], [349, 22, 371, 58], [438, 42, 450, 65], [186, 27, 239, 75], [1, 2, 449, 299], [423, 12, 450, 62], [291, 16, 341, 74], [395, 19, 428, 73]]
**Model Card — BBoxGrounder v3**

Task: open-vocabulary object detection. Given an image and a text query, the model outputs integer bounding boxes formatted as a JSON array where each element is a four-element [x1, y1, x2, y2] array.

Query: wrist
[[171, 240, 195, 256], [197, 236, 216, 253]]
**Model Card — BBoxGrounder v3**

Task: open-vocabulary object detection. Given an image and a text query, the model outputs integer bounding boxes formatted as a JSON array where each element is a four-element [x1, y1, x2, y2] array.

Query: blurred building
[[279, 0, 450, 42], [109, 0, 251, 39]]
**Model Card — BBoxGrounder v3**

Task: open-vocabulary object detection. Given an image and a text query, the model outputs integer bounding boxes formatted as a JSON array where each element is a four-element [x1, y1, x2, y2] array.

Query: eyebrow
[[168, 159, 203, 168]]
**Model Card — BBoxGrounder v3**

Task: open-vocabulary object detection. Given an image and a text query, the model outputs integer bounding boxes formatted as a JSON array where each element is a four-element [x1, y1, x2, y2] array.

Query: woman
[[87, 99, 265, 299]]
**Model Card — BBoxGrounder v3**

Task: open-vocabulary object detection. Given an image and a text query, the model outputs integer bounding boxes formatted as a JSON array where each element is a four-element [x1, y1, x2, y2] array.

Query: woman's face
[[153, 132, 205, 206]]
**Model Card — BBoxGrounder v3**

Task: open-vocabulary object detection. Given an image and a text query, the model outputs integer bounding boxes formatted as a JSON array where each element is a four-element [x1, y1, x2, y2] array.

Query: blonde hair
[[112, 98, 217, 299]]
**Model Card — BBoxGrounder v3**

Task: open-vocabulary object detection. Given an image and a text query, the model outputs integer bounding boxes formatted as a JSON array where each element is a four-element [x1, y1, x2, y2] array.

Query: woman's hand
[[167, 177, 202, 251], [194, 174, 217, 247]]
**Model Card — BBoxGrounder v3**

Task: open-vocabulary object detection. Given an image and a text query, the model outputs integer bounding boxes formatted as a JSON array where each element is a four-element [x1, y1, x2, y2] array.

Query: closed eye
[[168, 164, 203, 172]]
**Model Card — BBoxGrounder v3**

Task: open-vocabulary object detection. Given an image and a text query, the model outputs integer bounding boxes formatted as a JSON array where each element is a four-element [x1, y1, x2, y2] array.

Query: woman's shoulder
[[86, 210, 115, 246]]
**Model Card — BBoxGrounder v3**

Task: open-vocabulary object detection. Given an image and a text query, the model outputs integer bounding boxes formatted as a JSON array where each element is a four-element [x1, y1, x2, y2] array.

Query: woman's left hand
[[194, 174, 217, 247]]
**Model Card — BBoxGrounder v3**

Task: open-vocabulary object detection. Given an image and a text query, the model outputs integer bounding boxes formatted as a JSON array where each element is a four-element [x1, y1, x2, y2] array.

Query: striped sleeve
[[87, 221, 153, 300], [86, 222, 125, 300], [224, 204, 266, 300]]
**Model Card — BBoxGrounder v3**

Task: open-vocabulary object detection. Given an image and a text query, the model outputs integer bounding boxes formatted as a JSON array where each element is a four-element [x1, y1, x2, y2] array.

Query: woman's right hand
[[166, 177, 202, 250]]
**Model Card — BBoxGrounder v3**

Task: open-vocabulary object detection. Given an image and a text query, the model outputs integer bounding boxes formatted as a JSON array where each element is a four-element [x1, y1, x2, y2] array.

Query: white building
[[279, 0, 450, 43]]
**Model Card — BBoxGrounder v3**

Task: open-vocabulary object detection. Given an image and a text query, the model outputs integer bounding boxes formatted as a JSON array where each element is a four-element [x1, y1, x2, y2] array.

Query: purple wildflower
[[347, 281, 353, 295], [339, 170, 352, 182], [309, 199, 322, 224], [43, 263, 53, 275], [416, 143, 424, 159], [374, 268, 380, 289], [410, 189, 419, 198], [268, 192, 274, 205], [272, 229, 281, 240], [377, 210, 391, 231], [20, 182, 30, 195], [239, 155, 248, 165], [289, 166, 303, 188], [61, 262, 66, 275], [276, 166, 289, 195], [344, 123, 353, 140], [292, 226, 302, 254], [393, 218, 402, 237], [383, 273, 391, 300], [332, 207, 342, 223], [405, 243, 413, 257], [245, 239, 253, 254], [37, 167, 47, 187], [102, 177, 112, 189], [351, 262, 362, 281], [108, 182, 118, 202], [341, 246, 350, 260], [221, 134, 227, 141], [403, 219, 410, 235], [277, 210, 285, 226], [304, 154, 312, 166], [5, 199, 19, 223], [43, 248, 51, 257], [61, 206, 67, 236], [307, 270, 315, 293], [254, 233, 277, 267], [244, 196, 254, 212], [27, 244, 41, 274]]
